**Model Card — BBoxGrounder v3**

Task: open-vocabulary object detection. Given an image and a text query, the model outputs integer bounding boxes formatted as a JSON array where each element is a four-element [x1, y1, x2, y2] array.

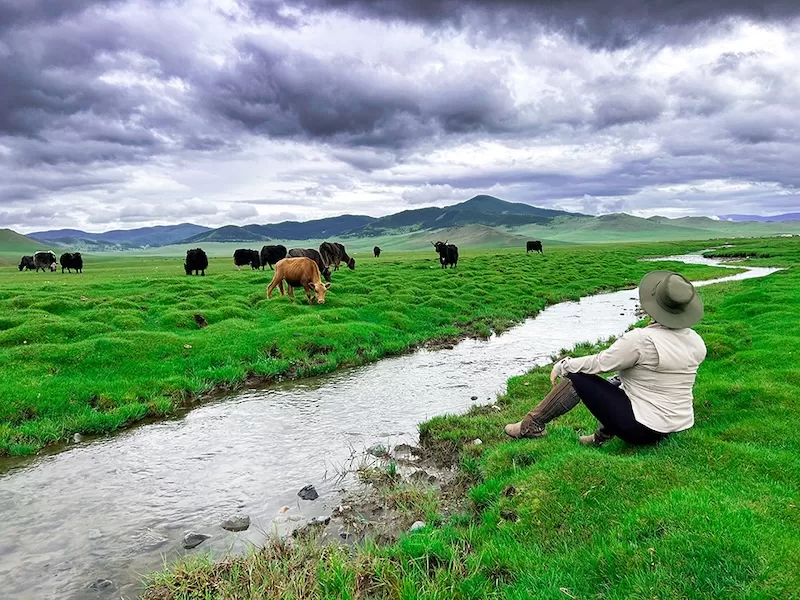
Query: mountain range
[[718, 213, 800, 222], [18, 195, 800, 252]]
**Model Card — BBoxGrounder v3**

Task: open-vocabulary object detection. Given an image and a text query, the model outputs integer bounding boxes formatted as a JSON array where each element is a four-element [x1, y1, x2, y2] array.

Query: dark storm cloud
[[198, 37, 518, 147], [243, 0, 800, 48], [0, 3, 217, 173], [593, 93, 665, 128], [0, 0, 127, 32]]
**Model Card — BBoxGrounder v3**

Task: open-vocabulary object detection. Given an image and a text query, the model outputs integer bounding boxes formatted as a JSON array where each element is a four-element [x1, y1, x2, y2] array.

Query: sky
[[2, 0, 800, 233]]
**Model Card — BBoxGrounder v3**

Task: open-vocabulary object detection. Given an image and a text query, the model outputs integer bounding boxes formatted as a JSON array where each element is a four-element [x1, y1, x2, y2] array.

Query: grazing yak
[[334, 242, 355, 270], [60, 252, 83, 273], [260, 244, 287, 270], [184, 248, 208, 275], [18, 255, 35, 271], [288, 248, 332, 282], [33, 251, 58, 272], [267, 257, 331, 305], [319, 242, 355, 271], [373, 246, 381, 258], [526, 240, 544, 254], [432, 241, 458, 269], [233, 248, 261, 270]]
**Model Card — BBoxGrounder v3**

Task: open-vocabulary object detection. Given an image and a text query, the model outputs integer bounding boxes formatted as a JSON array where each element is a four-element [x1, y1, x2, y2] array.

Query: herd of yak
[[17, 250, 82, 273], [16, 240, 543, 305]]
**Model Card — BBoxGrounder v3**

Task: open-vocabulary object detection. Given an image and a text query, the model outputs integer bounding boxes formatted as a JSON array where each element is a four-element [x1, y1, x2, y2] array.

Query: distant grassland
[[0, 241, 737, 456], [145, 238, 800, 600]]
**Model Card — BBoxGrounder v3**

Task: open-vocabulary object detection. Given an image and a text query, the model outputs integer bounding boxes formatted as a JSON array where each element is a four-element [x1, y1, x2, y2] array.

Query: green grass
[[142, 237, 800, 599], [0, 241, 736, 456]]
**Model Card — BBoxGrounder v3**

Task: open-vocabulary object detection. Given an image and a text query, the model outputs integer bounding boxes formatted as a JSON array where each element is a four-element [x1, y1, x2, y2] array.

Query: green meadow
[[142, 237, 800, 600], [0, 241, 734, 456]]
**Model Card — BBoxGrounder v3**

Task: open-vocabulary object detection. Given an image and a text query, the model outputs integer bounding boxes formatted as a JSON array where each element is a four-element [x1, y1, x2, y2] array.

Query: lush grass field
[[143, 237, 800, 599], [0, 241, 735, 456]]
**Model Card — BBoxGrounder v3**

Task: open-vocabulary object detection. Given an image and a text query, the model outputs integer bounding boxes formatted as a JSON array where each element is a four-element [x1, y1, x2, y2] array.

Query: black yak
[[432, 241, 458, 269], [60, 252, 83, 273], [260, 244, 287, 270], [185, 248, 209, 275], [233, 248, 261, 270]]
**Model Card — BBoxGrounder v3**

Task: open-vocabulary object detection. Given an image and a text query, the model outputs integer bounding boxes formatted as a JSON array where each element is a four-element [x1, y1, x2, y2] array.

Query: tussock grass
[[0, 242, 734, 455], [143, 237, 800, 599]]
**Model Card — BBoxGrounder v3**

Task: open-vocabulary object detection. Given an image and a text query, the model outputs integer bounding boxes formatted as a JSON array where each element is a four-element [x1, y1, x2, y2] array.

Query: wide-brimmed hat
[[638, 270, 704, 329]]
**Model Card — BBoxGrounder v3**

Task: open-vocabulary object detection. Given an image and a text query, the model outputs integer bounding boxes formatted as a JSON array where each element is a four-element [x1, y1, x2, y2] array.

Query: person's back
[[619, 324, 707, 433]]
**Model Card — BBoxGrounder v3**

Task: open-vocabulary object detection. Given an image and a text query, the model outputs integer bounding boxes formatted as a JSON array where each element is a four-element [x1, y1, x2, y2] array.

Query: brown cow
[[267, 257, 331, 305]]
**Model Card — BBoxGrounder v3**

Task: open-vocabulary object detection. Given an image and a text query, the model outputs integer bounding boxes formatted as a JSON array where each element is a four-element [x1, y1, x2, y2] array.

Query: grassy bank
[[0, 241, 734, 456], [144, 237, 799, 599]]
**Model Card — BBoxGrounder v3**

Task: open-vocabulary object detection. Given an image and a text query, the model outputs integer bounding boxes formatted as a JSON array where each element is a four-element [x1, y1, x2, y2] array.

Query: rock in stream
[[297, 485, 319, 501], [221, 514, 251, 532], [182, 532, 211, 549]]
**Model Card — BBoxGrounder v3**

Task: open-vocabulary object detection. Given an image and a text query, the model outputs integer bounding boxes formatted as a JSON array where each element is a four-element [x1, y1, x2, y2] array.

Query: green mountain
[[181, 225, 266, 244], [452, 195, 576, 218], [355, 196, 581, 237], [245, 215, 375, 240], [0, 229, 45, 253], [29, 223, 212, 251]]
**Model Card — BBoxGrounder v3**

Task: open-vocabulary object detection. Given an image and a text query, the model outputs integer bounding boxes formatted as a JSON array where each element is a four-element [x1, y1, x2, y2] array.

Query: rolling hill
[[28, 223, 212, 250], [0, 229, 43, 253], [11, 195, 800, 254]]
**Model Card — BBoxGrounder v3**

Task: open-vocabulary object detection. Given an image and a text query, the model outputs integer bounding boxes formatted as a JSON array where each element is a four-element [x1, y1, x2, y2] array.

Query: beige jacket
[[552, 323, 707, 433]]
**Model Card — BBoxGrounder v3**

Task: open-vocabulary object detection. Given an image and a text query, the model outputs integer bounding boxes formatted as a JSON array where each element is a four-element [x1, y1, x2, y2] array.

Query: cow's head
[[347, 257, 355, 270], [49, 262, 57, 272], [321, 266, 332, 282], [312, 281, 332, 304], [433, 241, 445, 254], [184, 262, 192, 275]]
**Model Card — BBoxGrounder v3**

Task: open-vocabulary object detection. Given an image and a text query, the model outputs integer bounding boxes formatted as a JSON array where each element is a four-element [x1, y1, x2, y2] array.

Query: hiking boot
[[579, 426, 614, 447], [504, 378, 581, 439], [504, 421, 547, 439]]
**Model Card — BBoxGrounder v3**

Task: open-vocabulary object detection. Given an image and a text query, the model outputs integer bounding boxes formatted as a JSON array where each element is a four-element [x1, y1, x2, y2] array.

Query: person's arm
[[551, 329, 643, 381]]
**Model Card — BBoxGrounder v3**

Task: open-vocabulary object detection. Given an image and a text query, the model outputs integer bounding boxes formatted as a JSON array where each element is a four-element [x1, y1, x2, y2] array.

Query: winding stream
[[0, 253, 781, 600]]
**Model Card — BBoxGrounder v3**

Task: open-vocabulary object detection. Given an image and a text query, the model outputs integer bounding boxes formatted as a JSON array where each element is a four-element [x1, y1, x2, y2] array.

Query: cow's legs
[[287, 285, 296, 302], [303, 284, 314, 305], [267, 277, 281, 299]]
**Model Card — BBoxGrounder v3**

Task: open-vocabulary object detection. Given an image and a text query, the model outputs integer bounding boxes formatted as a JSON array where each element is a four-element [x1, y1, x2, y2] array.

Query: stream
[[0, 253, 782, 599]]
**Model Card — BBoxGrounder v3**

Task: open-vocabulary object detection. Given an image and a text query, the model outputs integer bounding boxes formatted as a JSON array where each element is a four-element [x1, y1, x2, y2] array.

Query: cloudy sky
[[2, 0, 799, 233]]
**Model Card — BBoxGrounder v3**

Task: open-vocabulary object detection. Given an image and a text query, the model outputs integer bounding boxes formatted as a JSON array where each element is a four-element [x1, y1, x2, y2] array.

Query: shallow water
[[0, 254, 781, 600]]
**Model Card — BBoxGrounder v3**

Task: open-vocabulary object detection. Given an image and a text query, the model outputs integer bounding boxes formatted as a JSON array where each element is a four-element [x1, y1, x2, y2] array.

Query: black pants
[[566, 373, 668, 446]]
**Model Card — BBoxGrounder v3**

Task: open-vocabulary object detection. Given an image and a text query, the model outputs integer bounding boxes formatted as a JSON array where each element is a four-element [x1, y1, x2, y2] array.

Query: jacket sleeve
[[553, 329, 643, 377]]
